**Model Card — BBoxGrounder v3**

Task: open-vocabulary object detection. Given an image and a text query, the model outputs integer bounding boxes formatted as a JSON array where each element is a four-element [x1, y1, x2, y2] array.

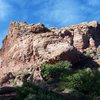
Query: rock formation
[[0, 21, 100, 86]]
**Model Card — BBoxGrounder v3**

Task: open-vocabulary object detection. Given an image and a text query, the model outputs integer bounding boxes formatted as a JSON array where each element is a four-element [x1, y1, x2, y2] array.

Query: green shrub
[[16, 82, 66, 100], [41, 61, 72, 80], [65, 68, 100, 99], [16, 61, 100, 100]]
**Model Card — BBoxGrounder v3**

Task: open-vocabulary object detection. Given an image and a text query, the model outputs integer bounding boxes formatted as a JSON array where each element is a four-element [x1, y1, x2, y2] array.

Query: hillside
[[0, 21, 100, 100]]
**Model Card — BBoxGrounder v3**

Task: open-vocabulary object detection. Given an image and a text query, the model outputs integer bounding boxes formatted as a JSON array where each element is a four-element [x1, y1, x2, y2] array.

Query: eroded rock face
[[0, 21, 100, 85]]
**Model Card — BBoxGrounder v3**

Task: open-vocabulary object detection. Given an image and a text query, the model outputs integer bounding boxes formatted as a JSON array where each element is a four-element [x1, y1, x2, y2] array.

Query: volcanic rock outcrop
[[0, 21, 100, 86]]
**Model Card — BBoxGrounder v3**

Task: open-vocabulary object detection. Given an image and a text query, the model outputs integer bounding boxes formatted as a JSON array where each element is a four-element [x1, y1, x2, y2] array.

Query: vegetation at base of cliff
[[16, 82, 66, 100], [65, 68, 100, 100], [41, 61, 100, 100], [16, 61, 100, 100], [41, 61, 72, 80]]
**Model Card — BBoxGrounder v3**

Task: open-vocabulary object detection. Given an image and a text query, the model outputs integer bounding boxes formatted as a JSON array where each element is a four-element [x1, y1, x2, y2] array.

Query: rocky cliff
[[0, 21, 100, 86]]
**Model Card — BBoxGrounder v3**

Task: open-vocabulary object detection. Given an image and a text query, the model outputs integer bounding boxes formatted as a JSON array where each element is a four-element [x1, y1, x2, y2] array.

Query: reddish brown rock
[[0, 21, 100, 85]]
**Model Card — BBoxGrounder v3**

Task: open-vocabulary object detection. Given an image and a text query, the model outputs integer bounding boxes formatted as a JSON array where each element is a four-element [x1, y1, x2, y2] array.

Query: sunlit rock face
[[0, 21, 100, 84]]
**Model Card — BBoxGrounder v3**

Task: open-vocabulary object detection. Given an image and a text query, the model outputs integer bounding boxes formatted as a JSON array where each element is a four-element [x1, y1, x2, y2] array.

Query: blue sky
[[0, 0, 100, 47]]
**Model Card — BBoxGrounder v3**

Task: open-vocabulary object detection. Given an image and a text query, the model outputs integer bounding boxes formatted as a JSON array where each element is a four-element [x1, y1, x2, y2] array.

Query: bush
[[41, 61, 72, 80], [16, 61, 100, 100], [65, 68, 100, 99], [16, 82, 66, 100]]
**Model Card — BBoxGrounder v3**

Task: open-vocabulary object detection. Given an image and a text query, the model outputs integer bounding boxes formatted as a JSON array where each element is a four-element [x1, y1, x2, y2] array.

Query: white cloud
[[0, 0, 12, 20]]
